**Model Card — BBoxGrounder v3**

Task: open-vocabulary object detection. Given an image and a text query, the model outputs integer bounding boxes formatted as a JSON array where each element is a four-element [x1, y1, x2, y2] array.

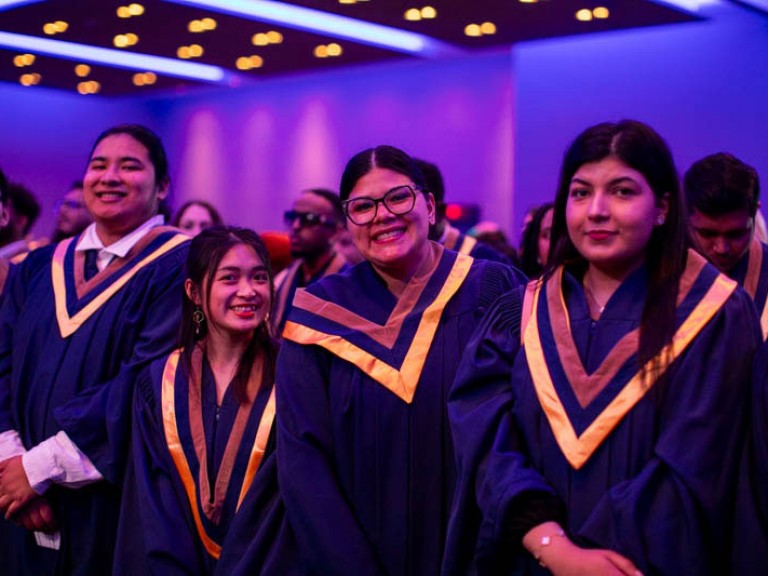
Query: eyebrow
[[89, 155, 145, 164], [570, 176, 638, 187], [216, 265, 267, 273]]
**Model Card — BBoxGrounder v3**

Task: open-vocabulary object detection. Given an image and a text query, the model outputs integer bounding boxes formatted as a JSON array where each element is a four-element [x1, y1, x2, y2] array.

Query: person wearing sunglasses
[[275, 145, 526, 575], [270, 188, 347, 337]]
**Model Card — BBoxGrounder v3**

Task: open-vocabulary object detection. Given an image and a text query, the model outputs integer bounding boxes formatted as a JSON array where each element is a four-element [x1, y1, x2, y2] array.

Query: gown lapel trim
[[282, 252, 473, 403], [744, 239, 768, 339], [161, 348, 275, 558], [523, 256, 736, 470], [52, 232, 188, 338]]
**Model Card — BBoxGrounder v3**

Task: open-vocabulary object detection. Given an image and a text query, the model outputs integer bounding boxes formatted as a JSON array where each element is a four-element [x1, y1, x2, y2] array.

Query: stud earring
[[656, 215, 665, 226]]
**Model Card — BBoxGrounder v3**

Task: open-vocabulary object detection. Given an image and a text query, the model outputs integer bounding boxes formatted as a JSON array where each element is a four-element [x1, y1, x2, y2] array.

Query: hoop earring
[[192, 306, 205, 337]]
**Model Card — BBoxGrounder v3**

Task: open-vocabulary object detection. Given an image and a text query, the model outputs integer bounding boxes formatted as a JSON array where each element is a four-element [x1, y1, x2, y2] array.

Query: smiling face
[[188, 243, 271, 342], [566, 155, 667, 279], [346, 166, 435, 279], [83, 133, 168, 244]]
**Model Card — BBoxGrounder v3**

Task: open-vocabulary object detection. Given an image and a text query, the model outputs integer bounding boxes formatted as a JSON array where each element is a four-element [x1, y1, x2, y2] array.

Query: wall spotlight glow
[[163, 0, 460, 56], [0, 31, 231, 83]]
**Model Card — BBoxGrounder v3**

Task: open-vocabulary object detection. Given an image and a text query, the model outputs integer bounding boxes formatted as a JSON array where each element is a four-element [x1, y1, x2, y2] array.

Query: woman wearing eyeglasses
[[275, 145, 526, 575]]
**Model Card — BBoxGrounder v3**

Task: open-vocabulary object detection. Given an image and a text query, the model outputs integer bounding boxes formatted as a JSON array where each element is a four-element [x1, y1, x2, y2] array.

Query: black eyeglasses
[[342, 185, 420, 225], [283, 210, 336, 228]]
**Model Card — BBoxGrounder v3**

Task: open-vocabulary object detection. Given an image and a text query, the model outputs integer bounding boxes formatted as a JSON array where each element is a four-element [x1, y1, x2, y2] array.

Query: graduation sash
[[742, 238, 768, 339], [52, 228, 188, 338], [442, 225, 477, 255], [522, 251, 736, 469], [283, 247, 473, 403], [161, 347, 276, 558]]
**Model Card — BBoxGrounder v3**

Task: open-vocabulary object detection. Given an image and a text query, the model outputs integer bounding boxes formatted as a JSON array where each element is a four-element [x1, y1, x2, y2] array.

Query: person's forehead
[[293, 192, 335, 214], [64, 188, 83, 201], [690, 209, 752, 232]]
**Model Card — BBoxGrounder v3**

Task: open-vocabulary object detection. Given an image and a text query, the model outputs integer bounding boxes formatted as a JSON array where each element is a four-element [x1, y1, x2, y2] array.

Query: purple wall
[[513, 4, 768, 238], [142, 51, 516, 234]]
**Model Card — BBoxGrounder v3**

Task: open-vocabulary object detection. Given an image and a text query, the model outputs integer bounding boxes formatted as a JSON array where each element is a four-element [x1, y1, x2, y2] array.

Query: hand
[[11, 497, 57, 533], [523, 522, 641, 576], [0, 455, 38, 518], [545, 544, 642, 576]]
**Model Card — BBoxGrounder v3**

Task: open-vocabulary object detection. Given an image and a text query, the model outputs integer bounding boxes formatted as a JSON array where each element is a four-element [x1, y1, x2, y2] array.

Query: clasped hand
[[0, 456, 57, 533]]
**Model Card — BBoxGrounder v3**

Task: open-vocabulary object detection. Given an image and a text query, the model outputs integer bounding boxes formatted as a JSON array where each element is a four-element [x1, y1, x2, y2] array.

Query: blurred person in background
[[172, 199, 223, 238], [50, 181, 93, 243]]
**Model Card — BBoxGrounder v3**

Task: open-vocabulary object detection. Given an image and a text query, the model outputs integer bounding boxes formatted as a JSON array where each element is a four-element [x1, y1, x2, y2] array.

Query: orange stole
[[282, 253, 474, 403], [160, 349, 276, 558], [52, 232, 188, 338], [523, 255, 736, 470]]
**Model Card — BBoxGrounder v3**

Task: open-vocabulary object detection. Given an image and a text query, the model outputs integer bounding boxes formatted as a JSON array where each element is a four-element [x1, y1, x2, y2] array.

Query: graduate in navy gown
[[0, 125, 189, 575], [114, 226, 281, 575], [445, 120, 761, 576], [277, 145, 526, 576]]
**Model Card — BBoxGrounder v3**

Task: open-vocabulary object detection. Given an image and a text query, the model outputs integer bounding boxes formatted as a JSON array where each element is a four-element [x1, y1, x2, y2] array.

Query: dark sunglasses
[[284, 210, 336, 228]]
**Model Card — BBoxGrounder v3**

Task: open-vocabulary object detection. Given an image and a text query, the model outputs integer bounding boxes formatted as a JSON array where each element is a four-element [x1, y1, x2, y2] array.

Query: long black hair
[[520, 202, 554, 278], [179, 226, 277, 404], [544, 120, 688, 369]]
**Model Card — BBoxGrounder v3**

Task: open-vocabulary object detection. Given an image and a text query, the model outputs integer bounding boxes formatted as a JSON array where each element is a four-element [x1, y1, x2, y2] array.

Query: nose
[[712, 236, 730, 255], [587, 191, 609, 220], [237, 278, 257, 297], [372, 200, 394, 224], [101, 163, 120, 183]]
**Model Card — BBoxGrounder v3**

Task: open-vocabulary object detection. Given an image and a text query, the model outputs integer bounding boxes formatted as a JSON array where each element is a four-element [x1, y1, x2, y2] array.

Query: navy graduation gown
[[440, 224, 512, 266], [277, 243, 526, 576], [115, 348, 276, 575], [0, 228, 189, 575], [725, 237, 768, 340], [445, 251, 760, 575]]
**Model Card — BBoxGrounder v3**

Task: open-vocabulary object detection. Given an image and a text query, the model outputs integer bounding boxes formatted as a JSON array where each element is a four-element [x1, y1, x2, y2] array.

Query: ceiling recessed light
[[421, 6, 436, 18], [464, 24, 481, 37], [249, 54, 263, 67], [128, 3, 144, 16], [576, 8, 593, 21], [13, 53, 35, 66], [338, 0, 356, 4], [125, 33, 139, 45], [480, 21, 496, 34], [74, 63, 91, 76], [188, 44, 203, 57], [43, 23, 57, 35], [117, 6, 131, 18], [177, 45, 191, 58], [20, 72, 41, 86], [593, 6, 609, 18], [266, 30, 282, 43], [0, 31, 231, 83], [404, 8, 421, 21], [326, 42, 342, 56], [313, 45, 328, 58], [201, 17, 217, 29], [114, 34, 129, 48], [252, 32, 269, 46], [188, 19, 204, 32]]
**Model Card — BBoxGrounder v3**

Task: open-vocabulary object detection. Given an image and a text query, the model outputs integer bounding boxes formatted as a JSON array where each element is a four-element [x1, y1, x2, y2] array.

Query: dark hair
[[683, 152, 760, 217], [545, 120, 688, 369], [180, 226, 277, 405], [71, 180, 84, 190], [520, 202, 554, 278], [7, 181, 41, 234], [414, 159, 445, 205], [171, 200, 224, 228], [304, 188, 344, 223], [340, 145, 428, 202], [89, 124, 171, 217], [0, 167, 7, 204]]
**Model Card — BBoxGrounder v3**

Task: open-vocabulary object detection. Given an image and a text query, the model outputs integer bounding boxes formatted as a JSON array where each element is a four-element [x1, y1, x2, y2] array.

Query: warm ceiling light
[[464, 24, 481, 37], [188, 43, 203, 57], [54, 21, 68, 32], [13, 53, 35, 66], [326, 42, 342, 56], [144, 71, 156, 84], [128, 3, 144, 15], [188, 19, 204, 32], [125, 33, 139, 45], [313, 44, 328, 58], [252, 32, 269, 45], [74, 63, 91, 76], [421, 6, 436, 18], [480, 22, 496, 34], [77, 80, 100, 95], [266, 30, 282, 43], [117, 6, 131, 18], [593, 6, 609, 18], [235, 56, 250, 69], [519, 0, 538, 3], [404, 8, 421, 21], [133, 72, 145, 86], [114, 34, 129, 48], [20, 72, 41, 86], [201, 17, 217, 29], [0, 31, 229, 83], [43, 23, 57, 35], [132, 71, 156, 86], [177, 45, 191, 58], [249, 54, 263, 67], [576, 8, 593, 21], [339, 0, 356, 4]]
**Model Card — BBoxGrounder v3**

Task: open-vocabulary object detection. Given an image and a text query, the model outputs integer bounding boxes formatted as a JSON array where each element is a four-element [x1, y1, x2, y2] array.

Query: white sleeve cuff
[[21, 431, 103, 495], [0, 430, 27, 461]]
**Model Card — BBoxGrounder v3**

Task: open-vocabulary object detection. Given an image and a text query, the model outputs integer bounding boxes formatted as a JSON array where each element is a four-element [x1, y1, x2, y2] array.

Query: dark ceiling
[[0, 0, 699, 97]]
